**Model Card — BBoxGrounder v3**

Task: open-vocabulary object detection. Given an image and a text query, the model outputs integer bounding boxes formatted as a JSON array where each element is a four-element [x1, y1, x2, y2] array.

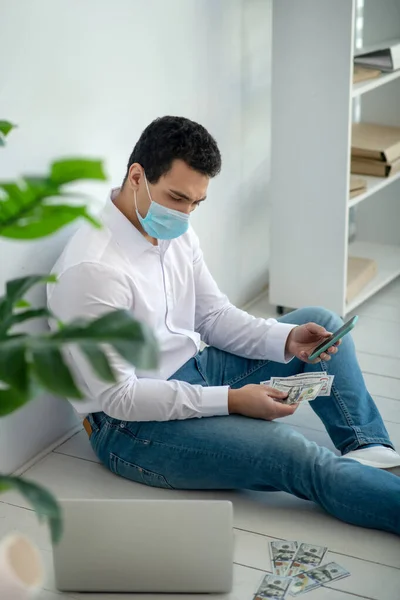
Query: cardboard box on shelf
[[349, 175, 367, 198], [353, 66, 381, 84], [347, 256, 377, 303], [351, 156, 400, 178], [352, 122, 400, 163]]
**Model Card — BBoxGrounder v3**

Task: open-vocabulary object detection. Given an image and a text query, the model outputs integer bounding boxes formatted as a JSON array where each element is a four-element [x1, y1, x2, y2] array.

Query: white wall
[[0, 0, 272, 472]]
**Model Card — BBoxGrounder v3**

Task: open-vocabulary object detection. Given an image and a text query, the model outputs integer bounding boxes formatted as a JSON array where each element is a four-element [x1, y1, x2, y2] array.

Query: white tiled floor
[[1, 278, 400, 599]]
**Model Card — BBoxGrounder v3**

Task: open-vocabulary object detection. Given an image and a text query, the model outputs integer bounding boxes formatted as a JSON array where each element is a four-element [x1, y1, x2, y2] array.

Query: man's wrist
[[228, 389, 240, 414], [285, 326, 298, 356]]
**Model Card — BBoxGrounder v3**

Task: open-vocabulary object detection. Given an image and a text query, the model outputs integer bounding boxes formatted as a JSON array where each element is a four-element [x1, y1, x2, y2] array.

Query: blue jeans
[[88, 307, 400, 535]]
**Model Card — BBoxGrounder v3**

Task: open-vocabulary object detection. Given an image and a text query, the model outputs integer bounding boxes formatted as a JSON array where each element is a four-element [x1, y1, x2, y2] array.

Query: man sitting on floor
[[48, 116, 400, 536]]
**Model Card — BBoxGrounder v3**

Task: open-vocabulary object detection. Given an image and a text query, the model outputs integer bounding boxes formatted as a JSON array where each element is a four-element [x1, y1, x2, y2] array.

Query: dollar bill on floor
[[287, 542, 328, 576], [269, 541, 298, 576], [270, 382, 323, 405], [289, 562, 351, 596], [253, 574, 294, 600]]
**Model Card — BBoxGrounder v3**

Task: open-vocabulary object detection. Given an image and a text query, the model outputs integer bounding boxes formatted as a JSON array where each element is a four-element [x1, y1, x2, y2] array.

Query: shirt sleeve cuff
[[265, 322, 297, 363], [200, 385, 230, 417]]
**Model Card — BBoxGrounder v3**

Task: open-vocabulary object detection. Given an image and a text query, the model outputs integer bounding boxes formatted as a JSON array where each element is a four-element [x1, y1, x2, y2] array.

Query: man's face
[[133, 159, 209, 218]]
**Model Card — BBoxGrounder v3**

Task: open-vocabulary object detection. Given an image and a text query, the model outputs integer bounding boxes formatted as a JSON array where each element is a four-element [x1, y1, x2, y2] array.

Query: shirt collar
[[101, 188, 168, 260]]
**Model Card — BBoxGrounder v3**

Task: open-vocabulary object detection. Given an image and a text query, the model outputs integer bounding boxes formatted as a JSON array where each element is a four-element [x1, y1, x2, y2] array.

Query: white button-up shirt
[[47, 190, 295, 422]]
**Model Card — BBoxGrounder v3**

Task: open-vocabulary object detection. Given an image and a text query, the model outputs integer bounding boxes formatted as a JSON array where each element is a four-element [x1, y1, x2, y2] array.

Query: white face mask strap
[[144, 172, 153, 203], [134, 171, 151, 215]]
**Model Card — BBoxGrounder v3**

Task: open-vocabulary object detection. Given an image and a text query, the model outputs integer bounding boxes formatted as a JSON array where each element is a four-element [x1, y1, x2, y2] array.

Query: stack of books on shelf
[[351, 122, 400, 178]]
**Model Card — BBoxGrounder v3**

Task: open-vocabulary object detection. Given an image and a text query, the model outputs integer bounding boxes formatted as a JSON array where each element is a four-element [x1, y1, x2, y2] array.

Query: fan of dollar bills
[[252, 540, 351, 598], [261, 372, 334, 405]]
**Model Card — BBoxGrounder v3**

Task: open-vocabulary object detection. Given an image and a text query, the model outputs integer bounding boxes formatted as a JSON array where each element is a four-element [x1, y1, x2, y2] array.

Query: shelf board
[[346, 241, 400, 314], [348, 170, 400, 209], [352, 69, 400, 98]]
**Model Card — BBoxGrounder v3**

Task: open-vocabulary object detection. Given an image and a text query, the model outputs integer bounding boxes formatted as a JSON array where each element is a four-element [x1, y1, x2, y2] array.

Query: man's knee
[[289, 306, 343, 329]]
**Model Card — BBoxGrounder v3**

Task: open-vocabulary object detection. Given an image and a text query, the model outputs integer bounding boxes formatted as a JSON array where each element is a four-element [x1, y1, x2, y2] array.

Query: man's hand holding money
[[228, 384, 299, 420], [285, 322, 341, 363]]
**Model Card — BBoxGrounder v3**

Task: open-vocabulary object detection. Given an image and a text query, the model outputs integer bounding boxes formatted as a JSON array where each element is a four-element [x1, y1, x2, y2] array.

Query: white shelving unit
[[269, 0, 400, 317]]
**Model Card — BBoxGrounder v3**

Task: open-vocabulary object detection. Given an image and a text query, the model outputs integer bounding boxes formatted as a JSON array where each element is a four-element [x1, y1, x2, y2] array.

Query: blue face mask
[[134, 174, 190, 240]]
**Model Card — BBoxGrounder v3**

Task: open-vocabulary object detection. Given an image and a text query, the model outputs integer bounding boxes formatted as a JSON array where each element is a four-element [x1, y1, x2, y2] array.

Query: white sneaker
[[343, 446, 400, 470]]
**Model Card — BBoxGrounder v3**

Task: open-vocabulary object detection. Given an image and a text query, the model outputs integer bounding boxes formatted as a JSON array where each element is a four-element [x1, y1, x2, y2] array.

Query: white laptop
[[53, 499, 233, 593]]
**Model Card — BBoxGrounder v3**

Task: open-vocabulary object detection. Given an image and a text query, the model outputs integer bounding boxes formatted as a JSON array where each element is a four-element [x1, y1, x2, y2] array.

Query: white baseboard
[[12, 423, 83, 476]]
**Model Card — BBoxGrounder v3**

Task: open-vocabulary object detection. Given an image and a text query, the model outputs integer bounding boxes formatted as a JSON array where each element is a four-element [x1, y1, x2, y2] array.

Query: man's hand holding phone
[[286, 323, 340, 363], [285, 315, 358, 363]]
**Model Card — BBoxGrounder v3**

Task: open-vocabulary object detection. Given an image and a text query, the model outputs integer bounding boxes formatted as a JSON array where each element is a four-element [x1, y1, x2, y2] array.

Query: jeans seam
[[343, 436, 395, 453], [104, 433, 398, 530], [87, 414, 99, 433], [318, 359, 365, 448], [146, 436, 299, 477], [328, 496, 397, 529], [90, 420, 112, 454], [136, 438, 394, 524], [110, 452, 175, 489], [225, 359, 270, 388], [194, 354, 209, 386]]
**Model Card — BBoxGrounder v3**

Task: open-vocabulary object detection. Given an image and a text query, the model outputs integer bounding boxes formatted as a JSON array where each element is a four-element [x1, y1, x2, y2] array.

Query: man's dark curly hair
[[123, 116, 221, 184]]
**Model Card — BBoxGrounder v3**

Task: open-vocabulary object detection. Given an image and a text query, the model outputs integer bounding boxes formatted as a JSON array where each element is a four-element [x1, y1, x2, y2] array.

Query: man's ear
[[127, 163, 144, 190]]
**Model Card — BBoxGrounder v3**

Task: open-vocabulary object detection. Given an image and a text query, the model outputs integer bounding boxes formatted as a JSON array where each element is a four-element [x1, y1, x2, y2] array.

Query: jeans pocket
[[109, 453, 174, 489]]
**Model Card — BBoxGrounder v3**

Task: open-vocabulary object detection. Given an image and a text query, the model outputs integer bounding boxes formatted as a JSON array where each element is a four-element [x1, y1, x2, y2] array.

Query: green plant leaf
[[5, 274, 57, 305], [50, 159, 107, 185], [0, 338, 28, 392], [0, 121, 16, 146], [15, 299, 31, 309], [52, 310, 159, 370], [0, 480, 11, 492], [0, 385, 30, 416], [0, 308, 51, 338], [0, 275, 56, 331], [8, 307, 51, 326], [0, 174, 101, 239], [22, 176, 60, 199], [0, 204, 100, 239], [30, 345, 83, 398], [0, 121, 16, 137], [0, 180, 34, 203], [79, 343, 116, 382], [0, 475, 62, 544], [0, 307, 157, 414], [0, 299, 7, 323]]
